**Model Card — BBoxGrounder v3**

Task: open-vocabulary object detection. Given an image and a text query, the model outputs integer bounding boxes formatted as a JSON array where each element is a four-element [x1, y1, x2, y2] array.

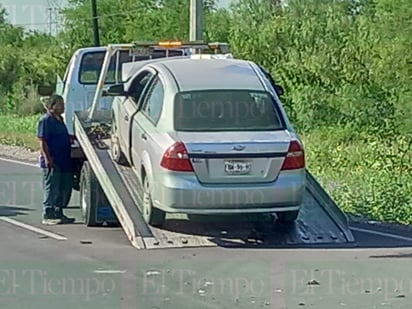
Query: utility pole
[[91, 0, 100, 46], [54, 8, 59, 35], [47, 7, 52, 35], [189, 0, 203, 41], [47, 0, 60, 36]]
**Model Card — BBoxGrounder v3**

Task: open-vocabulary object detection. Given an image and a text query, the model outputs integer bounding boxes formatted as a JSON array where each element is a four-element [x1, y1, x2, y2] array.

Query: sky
[[2, 0, 233, 33]]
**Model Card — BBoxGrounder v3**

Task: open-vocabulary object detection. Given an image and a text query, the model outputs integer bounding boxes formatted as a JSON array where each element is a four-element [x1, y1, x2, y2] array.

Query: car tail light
[[281, 140, 305, 170], [160, 142, 194, 172]]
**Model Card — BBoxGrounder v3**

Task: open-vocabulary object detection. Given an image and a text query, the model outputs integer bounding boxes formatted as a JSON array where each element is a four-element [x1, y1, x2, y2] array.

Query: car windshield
[[173, 90, 284, 132]]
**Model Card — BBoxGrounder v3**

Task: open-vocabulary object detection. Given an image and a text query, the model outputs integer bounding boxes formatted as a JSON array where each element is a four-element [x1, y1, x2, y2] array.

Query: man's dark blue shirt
[[37, 113, 72, 171]]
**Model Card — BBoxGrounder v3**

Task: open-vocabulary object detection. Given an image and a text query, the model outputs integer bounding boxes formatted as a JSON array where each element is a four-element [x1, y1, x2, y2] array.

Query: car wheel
[[142, 176, 166, 227], [110, 124, 127, 165], [277, 210, 299, 224]]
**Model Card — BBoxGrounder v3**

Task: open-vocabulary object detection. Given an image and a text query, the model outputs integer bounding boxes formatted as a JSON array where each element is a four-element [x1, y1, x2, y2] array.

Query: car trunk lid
[[175, 131, 292, 184]]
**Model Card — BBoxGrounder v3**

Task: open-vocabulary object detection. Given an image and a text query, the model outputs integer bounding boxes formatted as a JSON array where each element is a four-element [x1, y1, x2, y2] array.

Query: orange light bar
[[158, 41, 182, 47]]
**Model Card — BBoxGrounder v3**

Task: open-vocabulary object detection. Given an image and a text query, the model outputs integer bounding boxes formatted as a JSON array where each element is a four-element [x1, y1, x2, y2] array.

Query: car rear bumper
[[151, 170, 305, 214]]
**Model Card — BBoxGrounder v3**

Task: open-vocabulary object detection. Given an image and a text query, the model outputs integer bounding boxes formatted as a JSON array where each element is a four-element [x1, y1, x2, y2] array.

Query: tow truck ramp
[[74, 111, 355, 250]]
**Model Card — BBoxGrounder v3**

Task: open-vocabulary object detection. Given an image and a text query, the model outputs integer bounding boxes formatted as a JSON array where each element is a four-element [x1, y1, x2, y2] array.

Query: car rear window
[[174, 90, 285, 132]]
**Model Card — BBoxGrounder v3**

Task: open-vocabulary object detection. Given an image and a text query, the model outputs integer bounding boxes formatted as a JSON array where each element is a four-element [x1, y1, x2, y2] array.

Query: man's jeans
[[42, 166, 73, 218]]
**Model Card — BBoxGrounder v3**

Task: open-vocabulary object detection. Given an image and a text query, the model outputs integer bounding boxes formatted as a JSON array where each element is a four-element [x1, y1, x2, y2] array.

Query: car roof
[[153, 58, 265, 92], [123, 55, 190, 82]]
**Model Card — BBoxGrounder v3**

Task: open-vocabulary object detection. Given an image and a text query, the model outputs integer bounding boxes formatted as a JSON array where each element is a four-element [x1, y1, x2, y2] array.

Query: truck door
[[118, 69, 156, 163]]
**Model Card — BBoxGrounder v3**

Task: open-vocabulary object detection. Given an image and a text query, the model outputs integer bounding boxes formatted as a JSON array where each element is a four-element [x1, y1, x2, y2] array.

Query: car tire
[[142, 176, 165, 227], [110, 123, 128, 165], [277, 210, 299, 224]]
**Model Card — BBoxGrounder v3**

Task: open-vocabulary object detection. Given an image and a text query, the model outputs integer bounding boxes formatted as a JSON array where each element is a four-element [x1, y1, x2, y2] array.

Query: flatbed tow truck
[[39, 41, 355, 249]]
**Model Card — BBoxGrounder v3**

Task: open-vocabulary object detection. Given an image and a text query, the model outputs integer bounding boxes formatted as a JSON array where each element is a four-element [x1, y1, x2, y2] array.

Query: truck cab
[[56, 47, 119, 137], [55, 46, 187, 139]]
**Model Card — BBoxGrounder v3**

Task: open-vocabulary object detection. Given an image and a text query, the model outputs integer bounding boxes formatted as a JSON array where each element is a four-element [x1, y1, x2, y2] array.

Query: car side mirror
[[274, 85, 284, 96], [37, 85, 54, 96], [102, 83, 127, 96]]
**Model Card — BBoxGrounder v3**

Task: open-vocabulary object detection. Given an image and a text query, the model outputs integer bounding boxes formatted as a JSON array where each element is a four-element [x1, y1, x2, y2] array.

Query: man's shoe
[[54, 207, 75, 224], [42, 215, 61, 225], [58, 214, 76, 224], [61, 215, 75, 224]]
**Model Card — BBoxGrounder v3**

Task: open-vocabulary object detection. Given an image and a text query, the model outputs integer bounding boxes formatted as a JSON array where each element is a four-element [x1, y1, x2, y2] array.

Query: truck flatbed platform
[[75, 112, 355, 250]]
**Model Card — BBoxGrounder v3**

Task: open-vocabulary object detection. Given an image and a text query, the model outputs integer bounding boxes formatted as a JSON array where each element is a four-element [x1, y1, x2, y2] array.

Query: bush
[[303, 128, 412, 223]]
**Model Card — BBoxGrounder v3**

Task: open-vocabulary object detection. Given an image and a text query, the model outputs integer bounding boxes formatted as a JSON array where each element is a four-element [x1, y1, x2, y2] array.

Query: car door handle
[[124, 115, 129, 121], [141, 133, 147, 141]]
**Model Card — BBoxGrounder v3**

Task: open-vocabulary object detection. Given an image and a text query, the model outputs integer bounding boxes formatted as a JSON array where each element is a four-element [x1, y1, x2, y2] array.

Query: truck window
[[79, 49, 185, 85], [79, 51, 134, 84]]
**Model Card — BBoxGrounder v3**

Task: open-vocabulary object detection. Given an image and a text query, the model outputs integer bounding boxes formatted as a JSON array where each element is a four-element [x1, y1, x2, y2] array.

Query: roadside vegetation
[[0, 0, 411, 223]]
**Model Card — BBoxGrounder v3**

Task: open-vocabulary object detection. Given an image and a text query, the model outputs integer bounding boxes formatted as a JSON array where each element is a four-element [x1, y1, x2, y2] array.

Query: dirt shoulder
[[0, 144, 39, 165]]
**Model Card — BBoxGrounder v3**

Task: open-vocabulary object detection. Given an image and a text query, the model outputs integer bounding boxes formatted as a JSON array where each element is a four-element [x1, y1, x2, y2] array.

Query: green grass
[[302, 128, 412, 224], [0, 114, 40, 151]]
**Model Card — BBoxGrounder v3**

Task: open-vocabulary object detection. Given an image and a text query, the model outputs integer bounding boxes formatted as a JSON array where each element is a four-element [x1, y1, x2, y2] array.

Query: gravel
[[0, 144, 39, 165]]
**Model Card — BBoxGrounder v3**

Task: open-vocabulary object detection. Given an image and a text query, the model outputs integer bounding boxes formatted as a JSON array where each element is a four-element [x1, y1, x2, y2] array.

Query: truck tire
[[110, 121, 128, 165], [277, 210, 300, 224], [142, 176, 165, 227], [80, 161, 99, 226], [71, 158, 83, 191]]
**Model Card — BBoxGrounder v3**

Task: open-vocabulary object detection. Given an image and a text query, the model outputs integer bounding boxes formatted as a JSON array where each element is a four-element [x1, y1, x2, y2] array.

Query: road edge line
[[0, 216, 67, 241], [350, 226, 412, 242], [0, 157, 38, 168], [93, 270, 126, 274]]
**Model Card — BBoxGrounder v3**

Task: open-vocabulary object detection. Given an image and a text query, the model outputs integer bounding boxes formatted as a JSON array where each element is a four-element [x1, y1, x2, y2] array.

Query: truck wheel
[[142, 176, 165, 227], [111, 124, 127, 165], [80, 161, 99, 226], [277, 210, 300, 224], [71, 158, 83, 191]]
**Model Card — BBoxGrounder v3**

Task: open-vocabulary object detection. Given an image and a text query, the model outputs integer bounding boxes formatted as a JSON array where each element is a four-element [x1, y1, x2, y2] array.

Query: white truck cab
[[57, 47, 112, 136], [55, 46, 188, 138], [52, 42, 233, 138]]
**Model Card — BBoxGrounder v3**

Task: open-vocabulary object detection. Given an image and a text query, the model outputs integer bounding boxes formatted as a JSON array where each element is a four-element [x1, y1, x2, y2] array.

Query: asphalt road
[[1, 158, 412, 309]]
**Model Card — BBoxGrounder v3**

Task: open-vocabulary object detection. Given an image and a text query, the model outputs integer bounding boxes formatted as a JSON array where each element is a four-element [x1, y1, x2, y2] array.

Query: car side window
[[142, 77, 164, 124], [129, 71, 154, 106]]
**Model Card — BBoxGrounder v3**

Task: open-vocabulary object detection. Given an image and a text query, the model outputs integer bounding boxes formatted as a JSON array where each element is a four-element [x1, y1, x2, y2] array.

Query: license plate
[[224, 160, 252, 175]]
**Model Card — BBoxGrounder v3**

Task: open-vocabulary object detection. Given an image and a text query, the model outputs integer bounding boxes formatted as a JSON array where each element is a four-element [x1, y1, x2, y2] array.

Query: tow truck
[[38, 41, 355, 249]]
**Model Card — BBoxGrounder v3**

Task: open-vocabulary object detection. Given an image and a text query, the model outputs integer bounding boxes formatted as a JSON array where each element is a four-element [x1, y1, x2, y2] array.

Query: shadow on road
[[0, 205, 34, 217], [369, 253, 412, 258]]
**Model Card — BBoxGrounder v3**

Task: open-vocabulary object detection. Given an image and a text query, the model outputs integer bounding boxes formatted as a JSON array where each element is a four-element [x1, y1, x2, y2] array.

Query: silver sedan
[[110, 57, 305, 227]]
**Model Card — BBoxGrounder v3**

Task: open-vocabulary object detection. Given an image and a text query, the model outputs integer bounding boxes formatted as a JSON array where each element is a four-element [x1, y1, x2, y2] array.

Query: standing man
[[37, 94, 75, 225]]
